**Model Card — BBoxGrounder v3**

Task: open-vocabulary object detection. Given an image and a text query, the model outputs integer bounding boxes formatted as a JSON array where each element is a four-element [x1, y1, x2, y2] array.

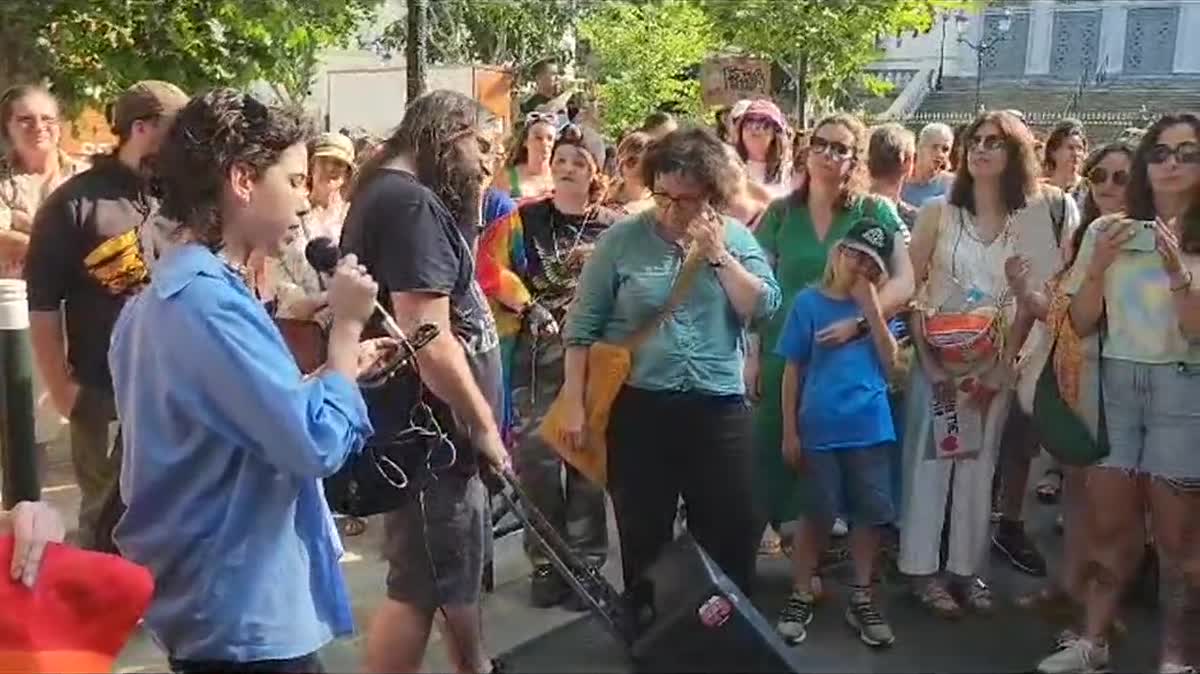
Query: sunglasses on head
[[525, 111, 558, 128], [1146, 142, 1200, 165], [1087, 167, 1129, 187], [556, 123, 582, 143], [809, 136, 854, 160]]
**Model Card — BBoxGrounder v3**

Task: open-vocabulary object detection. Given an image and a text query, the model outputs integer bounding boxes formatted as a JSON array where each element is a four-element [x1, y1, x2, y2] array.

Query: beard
[[426, 143, 486, 238]]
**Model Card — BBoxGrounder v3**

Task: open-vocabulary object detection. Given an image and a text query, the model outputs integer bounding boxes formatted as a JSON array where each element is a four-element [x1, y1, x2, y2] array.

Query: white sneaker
[[1159, 664, 1197, 674], [831, 518, 848, 537], [1037, 638, 1110, 674]]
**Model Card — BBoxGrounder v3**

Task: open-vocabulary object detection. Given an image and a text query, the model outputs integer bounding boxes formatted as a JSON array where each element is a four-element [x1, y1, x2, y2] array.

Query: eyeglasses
[[13, 114, 59, 129], [1146, 142, 1200, 165], [808, 137, 854, 161], [525, 111, 558, 128], [1087, 167, 1130, 187], [652, 191, 706, 213], [967, 134, 1007, 154]]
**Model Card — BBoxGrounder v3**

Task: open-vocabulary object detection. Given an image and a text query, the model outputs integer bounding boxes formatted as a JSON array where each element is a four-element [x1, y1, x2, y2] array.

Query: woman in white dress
[[901, 110, 1072, 618]]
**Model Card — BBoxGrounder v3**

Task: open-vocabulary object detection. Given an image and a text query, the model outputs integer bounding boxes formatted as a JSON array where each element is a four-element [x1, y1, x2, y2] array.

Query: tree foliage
[[0, 0, 381, 109], [374, 0, 578, 75], [579, 0, 716, 138], [703, 0, 943, 113]]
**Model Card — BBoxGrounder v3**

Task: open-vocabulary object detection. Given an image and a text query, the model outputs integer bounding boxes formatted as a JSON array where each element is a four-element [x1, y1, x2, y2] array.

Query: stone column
[[1099, 2, 1128, 75], [1174, 1, 1200, 73], [1025, 0, 1055, 76]]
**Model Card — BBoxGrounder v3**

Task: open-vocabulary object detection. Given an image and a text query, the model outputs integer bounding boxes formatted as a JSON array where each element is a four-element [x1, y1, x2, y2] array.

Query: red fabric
[[0, 536, 153, 670]]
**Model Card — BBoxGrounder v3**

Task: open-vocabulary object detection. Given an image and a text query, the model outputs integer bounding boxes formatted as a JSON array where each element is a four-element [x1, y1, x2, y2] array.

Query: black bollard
[[0, 279, 39, 508]]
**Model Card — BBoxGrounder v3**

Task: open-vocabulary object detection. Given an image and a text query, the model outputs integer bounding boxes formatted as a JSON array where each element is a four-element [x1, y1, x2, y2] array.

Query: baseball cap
[[553, 124, 607, 169], [840, 217, 894, 275], [111, 80, 188, 137], [312, 132, 355, 167], [739, 99, 787, 131]]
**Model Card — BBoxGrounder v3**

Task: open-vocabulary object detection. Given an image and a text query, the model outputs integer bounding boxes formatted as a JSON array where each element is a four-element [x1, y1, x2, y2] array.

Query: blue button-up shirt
[[563, 212, 780, 395], [109, 244, 373, 662]]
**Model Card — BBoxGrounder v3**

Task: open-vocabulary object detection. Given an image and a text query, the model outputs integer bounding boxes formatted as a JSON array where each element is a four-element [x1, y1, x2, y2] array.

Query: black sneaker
[[530, 565, 569, 608], [992, 520, 1047, 577]]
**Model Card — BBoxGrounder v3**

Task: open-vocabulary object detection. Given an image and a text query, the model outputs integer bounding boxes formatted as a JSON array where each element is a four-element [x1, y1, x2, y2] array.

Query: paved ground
[[19, 441, 1163, 673], [25, 438, 611, 673]]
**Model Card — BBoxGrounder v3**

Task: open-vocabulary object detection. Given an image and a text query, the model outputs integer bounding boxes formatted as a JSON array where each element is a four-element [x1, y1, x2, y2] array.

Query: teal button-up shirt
[[563, 211, 780, 395]]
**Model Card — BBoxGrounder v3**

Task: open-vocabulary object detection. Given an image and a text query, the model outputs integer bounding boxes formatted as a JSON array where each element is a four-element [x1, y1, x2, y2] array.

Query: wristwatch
[[709, 251, 732, 268], [854, 316, 869, 337]]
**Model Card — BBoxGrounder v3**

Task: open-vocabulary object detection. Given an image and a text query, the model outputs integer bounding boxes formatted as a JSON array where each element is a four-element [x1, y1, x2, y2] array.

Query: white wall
[[872, 8, 983, 78]]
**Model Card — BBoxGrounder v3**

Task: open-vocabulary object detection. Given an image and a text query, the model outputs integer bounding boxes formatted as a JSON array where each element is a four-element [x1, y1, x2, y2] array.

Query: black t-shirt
[[25, 157, 154, 393], [341, 169, 501, 465], [517, 198, 617, 321], [520, 93, 553, 115]]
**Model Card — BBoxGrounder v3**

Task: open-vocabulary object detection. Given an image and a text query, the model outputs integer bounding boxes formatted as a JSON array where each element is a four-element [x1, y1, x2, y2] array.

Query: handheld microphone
[[304, 236, 411, 342]]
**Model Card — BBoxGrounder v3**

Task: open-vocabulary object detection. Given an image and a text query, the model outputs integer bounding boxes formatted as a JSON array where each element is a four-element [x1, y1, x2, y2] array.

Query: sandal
[[914, 578, 963, 620], [1036, 468, 1064, 504], [958, 576, 995, 615], [338, 516, 367, 537]]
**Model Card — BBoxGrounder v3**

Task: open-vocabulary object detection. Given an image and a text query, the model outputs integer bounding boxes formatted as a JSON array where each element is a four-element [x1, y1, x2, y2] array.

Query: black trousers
[[606, 386, 759, 595], [169, 652, 324, 673]]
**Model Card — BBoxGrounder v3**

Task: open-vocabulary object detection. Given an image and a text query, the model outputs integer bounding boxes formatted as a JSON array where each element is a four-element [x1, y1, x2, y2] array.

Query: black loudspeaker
[[627, 534, 803, 674], [495, 472, 802, 673]]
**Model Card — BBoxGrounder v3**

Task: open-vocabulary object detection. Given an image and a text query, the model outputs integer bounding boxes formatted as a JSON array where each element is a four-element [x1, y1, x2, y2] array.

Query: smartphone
[[1119, 219, 1158, 253]]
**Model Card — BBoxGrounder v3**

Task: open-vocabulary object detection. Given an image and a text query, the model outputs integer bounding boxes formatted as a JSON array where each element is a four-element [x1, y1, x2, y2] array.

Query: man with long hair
[[344, 90, 510, 674]]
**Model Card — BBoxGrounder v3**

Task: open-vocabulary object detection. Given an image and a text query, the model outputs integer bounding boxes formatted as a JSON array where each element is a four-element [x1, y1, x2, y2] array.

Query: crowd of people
[[0, 56, 1197, 674]]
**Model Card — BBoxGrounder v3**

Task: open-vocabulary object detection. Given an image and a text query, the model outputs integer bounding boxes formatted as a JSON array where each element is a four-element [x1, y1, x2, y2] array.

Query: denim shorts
[[806, 444, 897, 527], [1101, 359, 1200, 486]]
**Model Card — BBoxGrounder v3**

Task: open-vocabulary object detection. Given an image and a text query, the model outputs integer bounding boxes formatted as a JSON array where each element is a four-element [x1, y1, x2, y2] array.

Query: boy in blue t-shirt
[[773, 218, 900, 649]]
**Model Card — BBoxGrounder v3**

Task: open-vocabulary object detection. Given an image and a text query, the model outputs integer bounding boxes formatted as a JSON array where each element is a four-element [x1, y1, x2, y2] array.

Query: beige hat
[[112, 81, 189, 137], [312, 132, 355, 167]]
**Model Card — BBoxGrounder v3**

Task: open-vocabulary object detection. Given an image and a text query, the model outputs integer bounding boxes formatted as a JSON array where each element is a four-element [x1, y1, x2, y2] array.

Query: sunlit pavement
[[29, 442, 1162, 673], [28, 441, 605, 673]]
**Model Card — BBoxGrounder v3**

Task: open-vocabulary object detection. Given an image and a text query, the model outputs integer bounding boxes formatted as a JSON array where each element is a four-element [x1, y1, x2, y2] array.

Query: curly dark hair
[[640, 126, 739, 208], [788, 113, 869, 211], [1043, 118, 1088, 173], [1128, 112, 1200, 254], [157, 88, 314, 249], [354, 90, 495, 231], [948, 110, 1041, 215], [0, 84, 58, 146]]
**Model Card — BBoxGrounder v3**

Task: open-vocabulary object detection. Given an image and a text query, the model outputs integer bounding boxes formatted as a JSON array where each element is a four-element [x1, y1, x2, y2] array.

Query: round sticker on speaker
[[698, 594, 733, 629]]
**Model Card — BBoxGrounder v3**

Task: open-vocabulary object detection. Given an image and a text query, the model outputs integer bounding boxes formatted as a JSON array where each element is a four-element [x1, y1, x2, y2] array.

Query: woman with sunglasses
[[1037, 114, 1200, 674], [902, 110, 1075, 619], [751, 113, 914, 619], [494, 112, 557, 201], [559, 127, 780, 595], [478, 124, 618, 608], [1015, 142, 1134, 632], [602, 131, 655, 216], [734, 99, 792, 199]]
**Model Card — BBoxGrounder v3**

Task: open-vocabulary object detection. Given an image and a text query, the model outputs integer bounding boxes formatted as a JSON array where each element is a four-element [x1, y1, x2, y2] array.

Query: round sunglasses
[[1087, 167, 1129, 187]]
